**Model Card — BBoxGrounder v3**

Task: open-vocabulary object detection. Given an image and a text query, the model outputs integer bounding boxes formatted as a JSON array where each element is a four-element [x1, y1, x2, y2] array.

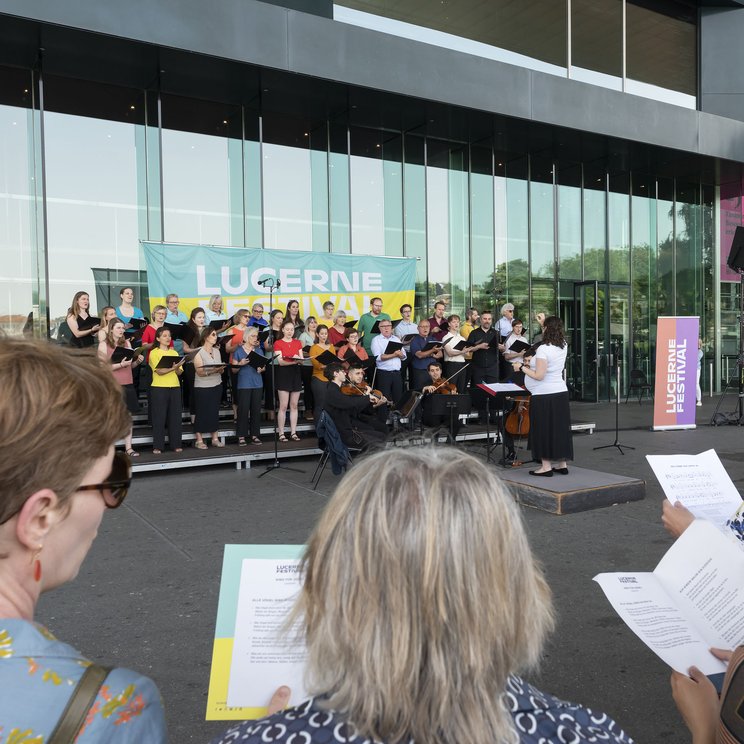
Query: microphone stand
[[594, 348, 634, 456], [257, 278, 303, 478]]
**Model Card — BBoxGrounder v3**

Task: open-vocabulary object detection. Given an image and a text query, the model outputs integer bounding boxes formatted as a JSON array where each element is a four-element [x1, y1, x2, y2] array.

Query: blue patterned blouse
[[210, 677, 633, 744], [0, 618, 167, 743]]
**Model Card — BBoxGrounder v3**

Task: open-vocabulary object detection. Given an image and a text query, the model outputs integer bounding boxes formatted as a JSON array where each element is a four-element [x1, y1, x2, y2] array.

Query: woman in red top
[[337, 328, 369, 369], [272, 320, 303, 442], [328, 311, 348, 348], [98, 317, 144, 457]]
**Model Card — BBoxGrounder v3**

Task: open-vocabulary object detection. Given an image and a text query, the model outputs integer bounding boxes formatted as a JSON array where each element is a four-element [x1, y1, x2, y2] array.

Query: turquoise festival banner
[[141, 242, 416, 321]]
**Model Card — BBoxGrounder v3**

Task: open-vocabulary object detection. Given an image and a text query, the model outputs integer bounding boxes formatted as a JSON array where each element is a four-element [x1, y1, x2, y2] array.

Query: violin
[[341, 382, 392, 406], [504, 396, 530, 437], [428, 378, 458, 395]]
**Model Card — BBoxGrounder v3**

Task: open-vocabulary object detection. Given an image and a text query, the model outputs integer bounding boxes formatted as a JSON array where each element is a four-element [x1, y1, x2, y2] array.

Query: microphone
[[257, 277, 273, 287]]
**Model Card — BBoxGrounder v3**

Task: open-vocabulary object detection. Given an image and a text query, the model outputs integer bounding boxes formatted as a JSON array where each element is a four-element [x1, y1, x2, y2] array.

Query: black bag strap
[[47, 664, 111, 744]]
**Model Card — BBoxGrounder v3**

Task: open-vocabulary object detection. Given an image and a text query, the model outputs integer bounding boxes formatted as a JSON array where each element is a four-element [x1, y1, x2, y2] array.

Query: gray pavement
[[37, 392, 744, 743]]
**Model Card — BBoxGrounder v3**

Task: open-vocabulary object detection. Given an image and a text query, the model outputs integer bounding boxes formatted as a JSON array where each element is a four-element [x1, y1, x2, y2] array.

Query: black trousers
[[150, 386, 182, 451], [376, 369, 404, 408], [237, 387, 263, 439], [470, 365, 500, 423], [300, 365, 314, 415]]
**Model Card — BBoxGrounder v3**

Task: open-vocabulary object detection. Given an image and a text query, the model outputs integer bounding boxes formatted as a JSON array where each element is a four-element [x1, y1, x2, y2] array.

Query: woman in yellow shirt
[[149, 327, 185, 454], [309, 324, 336, 422]]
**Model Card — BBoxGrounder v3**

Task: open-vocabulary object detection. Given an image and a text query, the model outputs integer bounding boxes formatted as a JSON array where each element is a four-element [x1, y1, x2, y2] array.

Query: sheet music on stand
[[476, 383, 526, 464]]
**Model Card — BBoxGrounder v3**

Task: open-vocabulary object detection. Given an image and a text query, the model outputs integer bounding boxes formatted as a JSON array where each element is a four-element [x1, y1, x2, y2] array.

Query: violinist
[[323, 363, 387, 450], [421, 361, 462, 435], [343, 363, 390, 428]]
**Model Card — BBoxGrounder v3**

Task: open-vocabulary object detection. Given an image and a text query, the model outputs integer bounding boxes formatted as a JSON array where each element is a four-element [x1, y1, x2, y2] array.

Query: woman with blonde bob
[[212, 448, 633, 744]]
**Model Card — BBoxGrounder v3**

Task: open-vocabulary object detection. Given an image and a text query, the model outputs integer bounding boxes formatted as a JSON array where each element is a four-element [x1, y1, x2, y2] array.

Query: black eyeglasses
[[76, 451, 132, 509]]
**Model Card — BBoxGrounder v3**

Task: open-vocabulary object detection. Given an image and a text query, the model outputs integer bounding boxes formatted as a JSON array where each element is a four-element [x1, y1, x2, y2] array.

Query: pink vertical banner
[[652, 316, 700, 431]]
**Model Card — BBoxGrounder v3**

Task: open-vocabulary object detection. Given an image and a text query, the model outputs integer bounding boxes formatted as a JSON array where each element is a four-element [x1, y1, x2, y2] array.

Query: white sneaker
[[696, 401, 702, 407]]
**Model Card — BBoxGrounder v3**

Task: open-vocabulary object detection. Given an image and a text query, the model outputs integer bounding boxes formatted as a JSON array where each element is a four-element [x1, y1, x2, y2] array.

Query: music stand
[[426, 394, 471, 441], [257, 278, 303, 478]]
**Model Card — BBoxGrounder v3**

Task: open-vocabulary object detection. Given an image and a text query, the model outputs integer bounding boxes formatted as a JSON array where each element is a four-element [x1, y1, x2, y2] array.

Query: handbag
[[47, 664, 111, 744]]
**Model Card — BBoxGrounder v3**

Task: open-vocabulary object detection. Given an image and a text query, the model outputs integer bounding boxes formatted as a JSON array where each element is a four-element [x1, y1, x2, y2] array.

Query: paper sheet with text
[[646, 449, 742, 528], [594, 520, 744, 674]]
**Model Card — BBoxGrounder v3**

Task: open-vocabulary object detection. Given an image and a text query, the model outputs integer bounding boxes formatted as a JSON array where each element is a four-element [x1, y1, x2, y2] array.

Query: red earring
[[32, 545, 42, 583]]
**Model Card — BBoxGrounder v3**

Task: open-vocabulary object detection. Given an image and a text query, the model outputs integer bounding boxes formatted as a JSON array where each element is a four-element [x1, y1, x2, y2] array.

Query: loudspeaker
[[727, 226, 744, 272]]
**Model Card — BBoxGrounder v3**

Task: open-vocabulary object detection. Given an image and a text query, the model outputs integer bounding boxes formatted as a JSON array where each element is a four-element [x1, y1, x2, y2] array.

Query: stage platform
[[497, 465, 645, 515]]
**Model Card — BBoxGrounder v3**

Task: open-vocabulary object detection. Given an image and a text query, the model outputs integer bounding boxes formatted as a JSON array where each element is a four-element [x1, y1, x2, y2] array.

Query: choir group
[[64, 286, 573, 470]]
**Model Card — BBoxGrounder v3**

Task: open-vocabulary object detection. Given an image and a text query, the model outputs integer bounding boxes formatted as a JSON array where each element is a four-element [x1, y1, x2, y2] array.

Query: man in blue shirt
[[409, 320, 444, 391]]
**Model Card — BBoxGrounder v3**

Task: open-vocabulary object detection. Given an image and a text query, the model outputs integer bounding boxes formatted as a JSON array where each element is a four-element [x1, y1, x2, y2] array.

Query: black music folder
[[312, 350, 338, 366], [155, 354, 186, 369], [110, 347, 135, 364]]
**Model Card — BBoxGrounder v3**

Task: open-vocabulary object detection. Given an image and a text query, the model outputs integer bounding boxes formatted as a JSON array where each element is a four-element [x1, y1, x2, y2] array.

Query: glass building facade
[[0, 3, 737, 402]]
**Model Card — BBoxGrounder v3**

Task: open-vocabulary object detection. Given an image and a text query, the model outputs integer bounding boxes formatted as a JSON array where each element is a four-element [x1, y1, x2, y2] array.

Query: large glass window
[[426, 138, 469, 315], [336, 0, 567, 69], [161, 94, 243, 247], [43, 76, 146, 325], [657, 178, 675, 316], [349, 127, 403, 256], [262, 112, 328, 252], [583, 166, 607, 281], [631, 174, 657, 376], [530, 159, 555, 280], [505, 156, 529, 328], [0, 67, 40, 336], [571, 0, 623, 87], [470, 142, 495, 311], [675, 182, 702, 317], [626, 2, 696, 99], [403, 133, 427, 316], [557, 164, 582, 281], [608, 173, 630, 283]]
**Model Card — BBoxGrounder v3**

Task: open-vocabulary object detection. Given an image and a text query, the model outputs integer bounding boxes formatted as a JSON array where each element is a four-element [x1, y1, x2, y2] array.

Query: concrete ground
[[37, 391, 744, 743]]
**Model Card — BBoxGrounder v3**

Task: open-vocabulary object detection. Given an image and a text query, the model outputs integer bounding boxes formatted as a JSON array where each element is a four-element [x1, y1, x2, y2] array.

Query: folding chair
[[310, 411, 359, 489]]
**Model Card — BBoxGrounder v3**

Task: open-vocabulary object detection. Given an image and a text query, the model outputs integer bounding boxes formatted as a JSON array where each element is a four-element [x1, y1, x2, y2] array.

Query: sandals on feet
[[278, 434, 288, 443], [290, 433, 300, 441], [195, 441, 208, 450], [152, 449, 162, 455], [251, 436, 262, 445], [213, 439, 225, 448], [125, 448, 140, 458], [238, 437, 247, 447]]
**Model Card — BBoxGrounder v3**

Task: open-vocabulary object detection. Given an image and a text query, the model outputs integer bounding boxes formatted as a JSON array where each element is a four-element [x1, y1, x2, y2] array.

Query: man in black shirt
[[467, 310, 501, 424]]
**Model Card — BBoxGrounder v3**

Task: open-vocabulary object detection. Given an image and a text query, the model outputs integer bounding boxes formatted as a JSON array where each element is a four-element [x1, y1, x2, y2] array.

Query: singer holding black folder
[[149, 327, 184, 454], [66, 291, 100, 349], [370, 319, 406, 406], [232, 326, 266, 445], [192, 327, 225, 450], [98, 318, 144, 457], [115, 286, 144, 327], [310, 325, 336, 421]]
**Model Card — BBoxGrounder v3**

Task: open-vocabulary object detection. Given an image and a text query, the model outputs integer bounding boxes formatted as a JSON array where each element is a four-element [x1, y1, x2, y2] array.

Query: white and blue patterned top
[[209, 677, 633, 744]]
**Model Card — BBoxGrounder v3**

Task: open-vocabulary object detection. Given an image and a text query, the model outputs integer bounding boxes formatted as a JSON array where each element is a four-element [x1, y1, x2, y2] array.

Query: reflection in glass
[[657, 178, 674, 316], [470, 143, 494, 311], [161, 94, 243, 247], [608, 174, 630, 283], [505, 157, 529, 331], [557, 164, 582, 281], [630, 176, 657, 378], [44, 111, 143, 322], [583, 169, 606, 281], [675, 183, 701, 317], [404, 134, 427, 316], [530, 160, 555, 279], [626, 3, 696, 97], [571, 0, 622, 85], [0, 73, 39, 336]]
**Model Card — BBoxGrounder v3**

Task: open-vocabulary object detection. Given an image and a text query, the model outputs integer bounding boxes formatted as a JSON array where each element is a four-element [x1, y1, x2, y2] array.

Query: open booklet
[[206, 545, 307, 721], [646, 449, 742, 529], [594, 519, 744, 675]]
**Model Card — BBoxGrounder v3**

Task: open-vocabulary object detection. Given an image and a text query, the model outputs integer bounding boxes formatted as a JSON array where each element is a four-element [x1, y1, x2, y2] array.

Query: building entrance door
[[567, 282, 631, 402]]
